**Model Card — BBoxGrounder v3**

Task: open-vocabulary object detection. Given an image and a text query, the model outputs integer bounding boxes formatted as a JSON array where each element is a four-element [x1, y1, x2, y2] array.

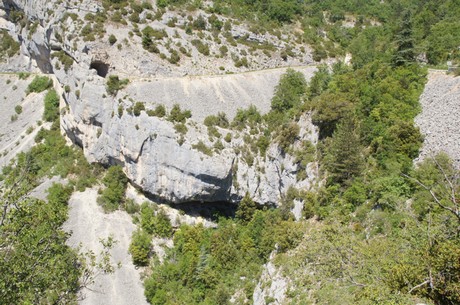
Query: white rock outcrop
[[2, 0, 320, 205]]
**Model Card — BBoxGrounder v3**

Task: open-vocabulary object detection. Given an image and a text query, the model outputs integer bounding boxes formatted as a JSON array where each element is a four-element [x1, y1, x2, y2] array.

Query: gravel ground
[[125, 65, 317, 121], [415, 71, 460, 168], [64, 188, 149, 305]]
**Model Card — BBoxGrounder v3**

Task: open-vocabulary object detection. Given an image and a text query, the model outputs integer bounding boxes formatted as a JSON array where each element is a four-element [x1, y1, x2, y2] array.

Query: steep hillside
[[0, 73, 48, 168], [2, 0, 460, 305]]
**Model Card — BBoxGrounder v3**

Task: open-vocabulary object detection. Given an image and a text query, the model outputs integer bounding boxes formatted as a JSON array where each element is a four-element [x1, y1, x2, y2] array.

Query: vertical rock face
[[3, 0, 320, 205]]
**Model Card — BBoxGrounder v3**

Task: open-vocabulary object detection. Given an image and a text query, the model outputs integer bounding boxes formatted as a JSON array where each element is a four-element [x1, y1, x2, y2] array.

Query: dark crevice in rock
[[88, 116, 102, 127], [128, 181, 235, 220], [63, 126, 83, 148], [90, 60, 109, 78], [173, 201, 238, 220]]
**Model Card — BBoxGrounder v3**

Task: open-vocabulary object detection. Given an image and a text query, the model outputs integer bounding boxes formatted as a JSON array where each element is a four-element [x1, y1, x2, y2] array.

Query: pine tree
[[393, 10, 416, 66], [325, 117, 364, 185]]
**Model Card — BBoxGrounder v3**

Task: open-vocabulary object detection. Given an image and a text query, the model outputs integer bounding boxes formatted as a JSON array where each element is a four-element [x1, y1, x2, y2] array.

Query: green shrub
[[142, 1, 153, 10], [167, 49, 181, 64], [97, 165, 128, 212], [277, 122, 300, 151], [133, 102, 145, 116], [129, 229, 151, 266], [236, 193, 257, 223], [271, 68, 307, 113], [51, 51, 74, 72], [147, 104, 166, 117], [232, 105, 262, 130], [207, 126, 221, 138], [27, 76, 53, 95], [174, 123, 188, 135], [154, 210, 173, 238], [18, 72, 30, 80], [0, 29, 20, 59], [14, 105, 22, 115], [213, 140, 224, 152], [234, 56, 249, 68], [108, 34, 117, 45], [123, 198, 140, 214], [191, 39, 210, 56], [224, 133, 232, 143], [118, 105, 124, 117], [140, 204, 173, 238], [129, 12, 140, 23], [142, 26, 168, 40], [193, 15, 207, 30], [192, 140, 213, 156], [208, 14, 223, 31], [80, 24, 95, 41], [106, 75, 129, 95], [43, 90, 60, 122], [204, 112, 229, 128], [219, 45, 228, 56], [168, 104, 191, 123]]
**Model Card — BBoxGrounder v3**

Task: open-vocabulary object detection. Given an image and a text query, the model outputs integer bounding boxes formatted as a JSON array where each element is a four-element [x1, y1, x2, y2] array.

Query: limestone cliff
[[1, 0, 319, 205]]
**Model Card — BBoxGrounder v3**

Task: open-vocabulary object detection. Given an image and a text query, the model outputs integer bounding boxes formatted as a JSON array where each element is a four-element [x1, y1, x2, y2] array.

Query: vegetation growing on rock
[[2, 0, 460, 304]]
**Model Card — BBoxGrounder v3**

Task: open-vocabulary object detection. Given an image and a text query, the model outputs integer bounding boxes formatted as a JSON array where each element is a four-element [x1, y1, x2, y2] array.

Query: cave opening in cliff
[[173, 201, 238, 221], [90, 61, 109, 78]]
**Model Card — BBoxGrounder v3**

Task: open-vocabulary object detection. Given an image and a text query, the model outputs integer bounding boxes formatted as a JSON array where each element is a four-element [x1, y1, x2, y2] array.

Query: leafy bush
[[108, 34, 117, 45], [191, 39, 210, 56], [123, 198, 140, 214], [204, 112, 229, 128], [271, 68, 307, 112], [27, 76, 53, 95], [140, 204, 173, 238], [14, 105, 22, 115], [129, 229, 151, 266], [0, 29, 20, 59], [193, 15, 207, 30], [232, 105, 262, 130], [43, 90, 60, 122], [236, 193, 257, 223], [142, 26, 168, 40], [174, 123, 188, 135], [147, 104, 166, 117], [276, 122, 299, 152], [168, 104, 191, 123], [97, 165, 128, 212], [192, 141, 213, 156], [234, 56, 249, 68], [133, 102, 145, 116], [106, 75, 129, 95], [51, 51, 74, 72], [154, 210, 173, 238]]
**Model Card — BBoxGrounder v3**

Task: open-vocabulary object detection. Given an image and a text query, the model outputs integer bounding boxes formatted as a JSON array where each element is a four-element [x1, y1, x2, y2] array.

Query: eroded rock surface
[[1, 0, 320, 206], [0, 74, 49, 168], [64, 188, 149, 305]]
